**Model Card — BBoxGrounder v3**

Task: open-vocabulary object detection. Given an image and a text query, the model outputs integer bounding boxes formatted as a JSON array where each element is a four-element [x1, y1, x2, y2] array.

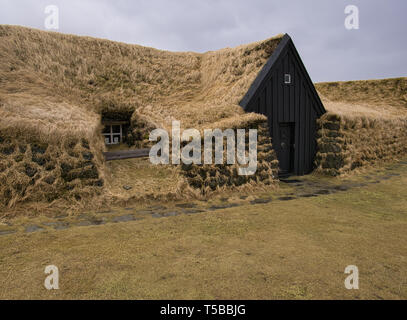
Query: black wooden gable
[[240, 34, 326, 176], [240, 34, 325, 116]]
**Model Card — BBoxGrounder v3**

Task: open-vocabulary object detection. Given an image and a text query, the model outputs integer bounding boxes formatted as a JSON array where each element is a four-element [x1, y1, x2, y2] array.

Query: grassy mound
[[316, 78, 407, 119], [2, 25, 405, 209], [315, 78, 407, 175], [0, 25, 283, 209]]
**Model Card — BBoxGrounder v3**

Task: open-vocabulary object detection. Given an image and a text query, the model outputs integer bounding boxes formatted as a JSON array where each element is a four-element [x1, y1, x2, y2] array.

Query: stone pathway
[[1, 160, 406, 237]]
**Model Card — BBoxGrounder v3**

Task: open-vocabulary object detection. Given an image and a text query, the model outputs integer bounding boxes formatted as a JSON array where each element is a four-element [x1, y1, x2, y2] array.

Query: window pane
[[112, 125, 121, 134], [102, 125, 111, 134], [112, 135, 121, 144]]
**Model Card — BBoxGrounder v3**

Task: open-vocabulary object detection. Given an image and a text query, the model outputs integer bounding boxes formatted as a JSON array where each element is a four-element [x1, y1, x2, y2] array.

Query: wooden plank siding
[[241, 34, 326, 176]]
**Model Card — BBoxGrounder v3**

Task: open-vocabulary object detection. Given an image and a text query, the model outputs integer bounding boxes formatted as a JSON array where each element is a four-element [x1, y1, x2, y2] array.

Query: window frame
[[284, 73, 292, 84], [102, 124, 122, 145]]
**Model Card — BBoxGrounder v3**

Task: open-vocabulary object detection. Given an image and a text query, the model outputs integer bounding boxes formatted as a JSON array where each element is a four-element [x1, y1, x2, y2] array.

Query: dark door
[[278, 123, 295, 174]]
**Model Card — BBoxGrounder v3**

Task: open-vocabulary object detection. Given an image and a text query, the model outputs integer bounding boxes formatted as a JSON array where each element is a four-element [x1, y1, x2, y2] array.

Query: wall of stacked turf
[[180, 118, 279, 194], [315, 113, 407, 176], [315, 78, 407, 176], [0, 130, 105, 208]]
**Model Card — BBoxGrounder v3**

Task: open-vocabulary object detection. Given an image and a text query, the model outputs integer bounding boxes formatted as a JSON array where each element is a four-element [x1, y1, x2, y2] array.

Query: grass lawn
[[0, 164, 406, 300]]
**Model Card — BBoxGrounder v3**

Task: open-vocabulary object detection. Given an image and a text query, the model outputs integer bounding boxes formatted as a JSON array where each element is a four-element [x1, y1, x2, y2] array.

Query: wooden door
[[279, 123, 295, 174]]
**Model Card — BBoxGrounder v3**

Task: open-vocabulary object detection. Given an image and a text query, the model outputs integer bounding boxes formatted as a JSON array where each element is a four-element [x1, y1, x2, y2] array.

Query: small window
[[102, 124, 123, 145], [284, 74, 291, 84]]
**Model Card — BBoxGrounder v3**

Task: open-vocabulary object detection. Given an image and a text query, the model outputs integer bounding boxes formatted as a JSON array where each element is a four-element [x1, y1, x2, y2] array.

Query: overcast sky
[[0, 0, 406, 82]]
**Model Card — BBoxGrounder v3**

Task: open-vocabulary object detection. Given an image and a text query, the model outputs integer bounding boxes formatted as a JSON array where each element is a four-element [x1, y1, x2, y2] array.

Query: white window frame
[[284, 74, 291, 84], [103, 124, 122, 145]]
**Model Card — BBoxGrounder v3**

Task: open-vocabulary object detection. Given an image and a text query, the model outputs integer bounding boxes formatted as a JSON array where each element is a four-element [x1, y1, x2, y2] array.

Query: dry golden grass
[[0, 25, 282, 209], [315, 78, 407, 176], [1, 25, 406, 210], [316, 113, 407, 176], [104, 158, 184, 201], [0, 95, 101, 144], [1, 163, 406, 299], [316, 78, 407, 120], [0, 25, 282, 138]]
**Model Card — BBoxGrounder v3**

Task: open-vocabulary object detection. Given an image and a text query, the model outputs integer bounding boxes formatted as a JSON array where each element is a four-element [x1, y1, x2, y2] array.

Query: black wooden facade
[[240, 34, 326, 176]]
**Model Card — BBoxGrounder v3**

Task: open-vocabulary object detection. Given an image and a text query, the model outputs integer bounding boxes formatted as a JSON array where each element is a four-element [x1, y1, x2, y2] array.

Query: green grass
[[0, 164, 406, 300]]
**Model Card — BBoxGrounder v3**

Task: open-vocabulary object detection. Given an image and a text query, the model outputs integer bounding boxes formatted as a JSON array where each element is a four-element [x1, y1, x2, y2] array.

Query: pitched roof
[[239, 33, 326, 117], [0, 25, 284, 141]]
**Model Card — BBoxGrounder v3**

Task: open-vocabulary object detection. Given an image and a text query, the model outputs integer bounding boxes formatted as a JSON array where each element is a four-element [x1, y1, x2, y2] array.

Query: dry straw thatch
[[0, 25, 282, 210], [316, 78, 407, 120], [1, 25, 406, 212], [315, 78, 407, 175]]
